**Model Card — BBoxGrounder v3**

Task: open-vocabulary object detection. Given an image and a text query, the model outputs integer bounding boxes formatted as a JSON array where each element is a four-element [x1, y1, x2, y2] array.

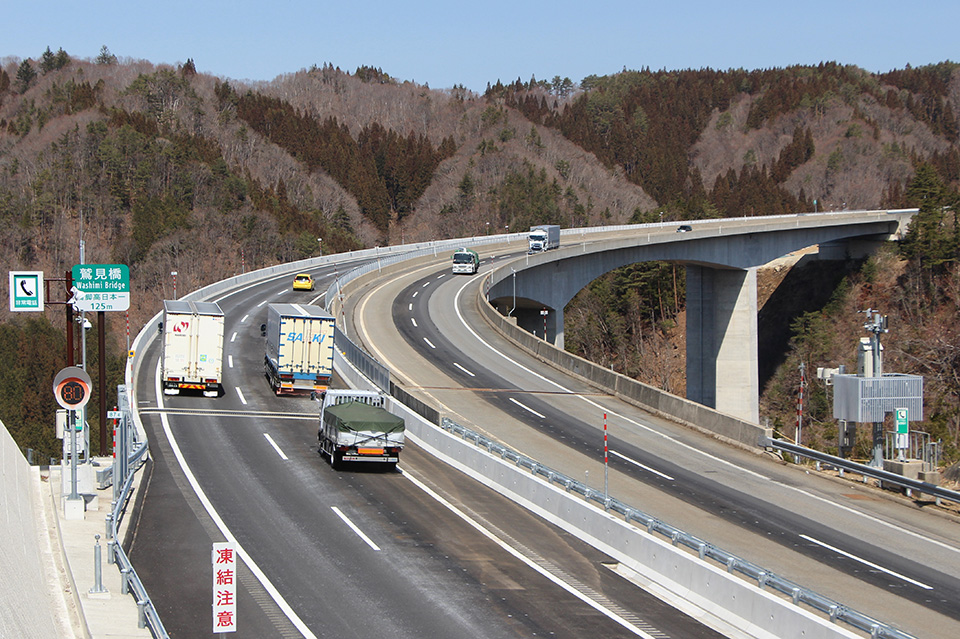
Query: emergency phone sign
[[212, 542, 237, 633]]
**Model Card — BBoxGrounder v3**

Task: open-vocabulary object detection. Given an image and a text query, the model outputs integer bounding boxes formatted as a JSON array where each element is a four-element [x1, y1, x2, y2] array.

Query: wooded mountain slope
[[1, 50, 958, 463]]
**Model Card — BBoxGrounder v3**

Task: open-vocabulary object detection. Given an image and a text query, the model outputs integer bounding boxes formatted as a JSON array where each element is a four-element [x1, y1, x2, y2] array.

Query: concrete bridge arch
[[485, 211, 915, 422]]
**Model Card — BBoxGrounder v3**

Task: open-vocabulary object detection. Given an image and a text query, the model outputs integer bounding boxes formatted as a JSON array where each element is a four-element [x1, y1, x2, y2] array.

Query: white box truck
[[528, 224, 560, 253], [264, 303, 335, 395], [316, 390, 404, 469], [160, 300, 225, 397]]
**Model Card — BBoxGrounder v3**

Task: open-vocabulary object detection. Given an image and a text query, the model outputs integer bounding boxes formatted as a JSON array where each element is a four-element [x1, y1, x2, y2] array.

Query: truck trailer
[[451, 248, 480, 274], [264, 303, 335, 395], [160, 300, 225, 397], [317, 390, 404, 468], [528, 224, 560, 253]]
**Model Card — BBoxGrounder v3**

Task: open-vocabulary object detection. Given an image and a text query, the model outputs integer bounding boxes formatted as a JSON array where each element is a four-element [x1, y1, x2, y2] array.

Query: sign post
[[9, 271, 44, 312], [54, 367, 92, 505]]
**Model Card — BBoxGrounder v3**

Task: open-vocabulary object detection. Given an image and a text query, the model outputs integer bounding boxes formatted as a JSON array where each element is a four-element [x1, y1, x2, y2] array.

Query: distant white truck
[[451, 248, 480, 274], [528, 224, 560, 253], [264, 303, 336, 395], [316, 390, 405, 469], [160, 300, 225, 397]]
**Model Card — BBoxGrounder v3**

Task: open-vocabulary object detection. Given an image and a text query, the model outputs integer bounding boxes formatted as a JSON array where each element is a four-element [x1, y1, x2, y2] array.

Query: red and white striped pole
[[603, 412, 609, 501], [796, 362, 805, 446]]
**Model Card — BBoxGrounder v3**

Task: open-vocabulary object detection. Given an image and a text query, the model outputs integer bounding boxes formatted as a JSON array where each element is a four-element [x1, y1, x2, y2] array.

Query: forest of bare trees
[[1, 50, 958, 465]]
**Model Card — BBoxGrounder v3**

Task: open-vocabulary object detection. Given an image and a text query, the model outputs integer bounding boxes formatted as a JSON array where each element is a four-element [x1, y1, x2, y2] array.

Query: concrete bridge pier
[[685, 265, 759, 422]]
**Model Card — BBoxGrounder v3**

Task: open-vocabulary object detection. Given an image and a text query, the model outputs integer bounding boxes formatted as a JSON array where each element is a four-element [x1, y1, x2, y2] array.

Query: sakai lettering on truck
[[285, 332, 327, 344]]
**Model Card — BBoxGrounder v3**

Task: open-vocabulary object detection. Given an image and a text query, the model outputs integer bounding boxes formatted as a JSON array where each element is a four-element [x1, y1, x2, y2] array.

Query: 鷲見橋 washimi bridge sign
[[71, 264, 130, 312]]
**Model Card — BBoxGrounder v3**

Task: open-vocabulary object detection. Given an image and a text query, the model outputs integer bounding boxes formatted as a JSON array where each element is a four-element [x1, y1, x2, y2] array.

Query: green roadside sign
[[9, 271, 44, 312], [72, 264, 130, 312]]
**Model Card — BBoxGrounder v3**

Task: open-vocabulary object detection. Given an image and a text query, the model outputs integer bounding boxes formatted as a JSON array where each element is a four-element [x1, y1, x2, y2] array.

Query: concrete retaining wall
[[476, 291, 771, 449], [333, 354, 857, 639], [0, 421, 64, 639]]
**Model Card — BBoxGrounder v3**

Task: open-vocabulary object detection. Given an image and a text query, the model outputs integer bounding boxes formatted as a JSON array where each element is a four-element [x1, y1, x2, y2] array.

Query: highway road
[[343, 239, 960, 639], [127, 259, 723, 638]]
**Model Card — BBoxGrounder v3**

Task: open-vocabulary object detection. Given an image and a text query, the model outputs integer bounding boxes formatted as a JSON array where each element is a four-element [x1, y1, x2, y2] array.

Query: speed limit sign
[[53, 366, 92, 410]]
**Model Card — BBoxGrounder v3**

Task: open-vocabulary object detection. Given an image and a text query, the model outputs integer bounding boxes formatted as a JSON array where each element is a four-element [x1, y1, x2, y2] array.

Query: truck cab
[[451, 248, 480, 274]]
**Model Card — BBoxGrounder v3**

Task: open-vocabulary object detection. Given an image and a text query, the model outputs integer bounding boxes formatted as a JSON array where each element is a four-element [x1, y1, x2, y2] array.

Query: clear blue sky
[[6, 1, 958, 92]]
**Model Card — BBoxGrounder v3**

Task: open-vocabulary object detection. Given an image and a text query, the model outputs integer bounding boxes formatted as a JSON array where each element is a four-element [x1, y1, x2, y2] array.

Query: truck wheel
[[331, 451, 343, 470]]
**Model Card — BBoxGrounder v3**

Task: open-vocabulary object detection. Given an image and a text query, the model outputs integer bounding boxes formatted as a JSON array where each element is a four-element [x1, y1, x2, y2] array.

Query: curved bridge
[[485, 210, 917, 422]]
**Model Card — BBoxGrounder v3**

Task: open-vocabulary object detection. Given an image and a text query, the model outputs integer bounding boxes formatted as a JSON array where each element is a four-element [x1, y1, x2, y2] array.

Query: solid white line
[[241, 314, 249, 323], [800, 534, 933, 590], [228, 355, 234, 368], [153, 363, 317, 638], [263, 433, 289, 460], [423, 337, 436, 349], [611, 450, 674, 481], [236, 387, 248, 405], [331, 507, 381, 551], [411, 317, 418, 328], [401, 470, 656, 638], [230, 332, 237, 343], [510, 397, 545, 419], [453, 363, 475, 377]]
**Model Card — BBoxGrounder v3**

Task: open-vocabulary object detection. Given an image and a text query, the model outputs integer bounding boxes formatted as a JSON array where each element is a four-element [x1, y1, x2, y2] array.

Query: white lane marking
[[228, 355, 234, 368], [423, 337, 436, 349], [332, 507, 380, 551], [411, 317, 418, 328], [421, 281, 430, 288], [453, 363, 475, 377], [241, 314, 249, 323], [412, 291, 419, 298], [408, 303, 413, 311], [402, 470, 657, 638], [437, 273, 446, 279], [153, 363, 317, 638], [230, 332, 237, 343], [450, 279, 960, 556], [263, 433, 289, 460], [611, 451, 674, 481], [257, 299, 268, 307], [236, 387, 248, 405], [510, 397, 545, 419], [800, 534, 933, 590]]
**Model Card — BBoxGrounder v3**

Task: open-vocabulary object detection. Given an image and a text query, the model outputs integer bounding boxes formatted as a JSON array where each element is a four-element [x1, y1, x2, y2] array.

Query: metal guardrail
[[443, 418, 916, 639], [103, 393, 169, 638], [762, 437, 960, 507]]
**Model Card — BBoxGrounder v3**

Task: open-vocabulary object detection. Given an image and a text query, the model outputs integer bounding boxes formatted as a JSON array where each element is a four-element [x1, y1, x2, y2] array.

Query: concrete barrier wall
[[0, 421, 62, 639], [476, 292, 771, 449], [332, 355, 857, 639]]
